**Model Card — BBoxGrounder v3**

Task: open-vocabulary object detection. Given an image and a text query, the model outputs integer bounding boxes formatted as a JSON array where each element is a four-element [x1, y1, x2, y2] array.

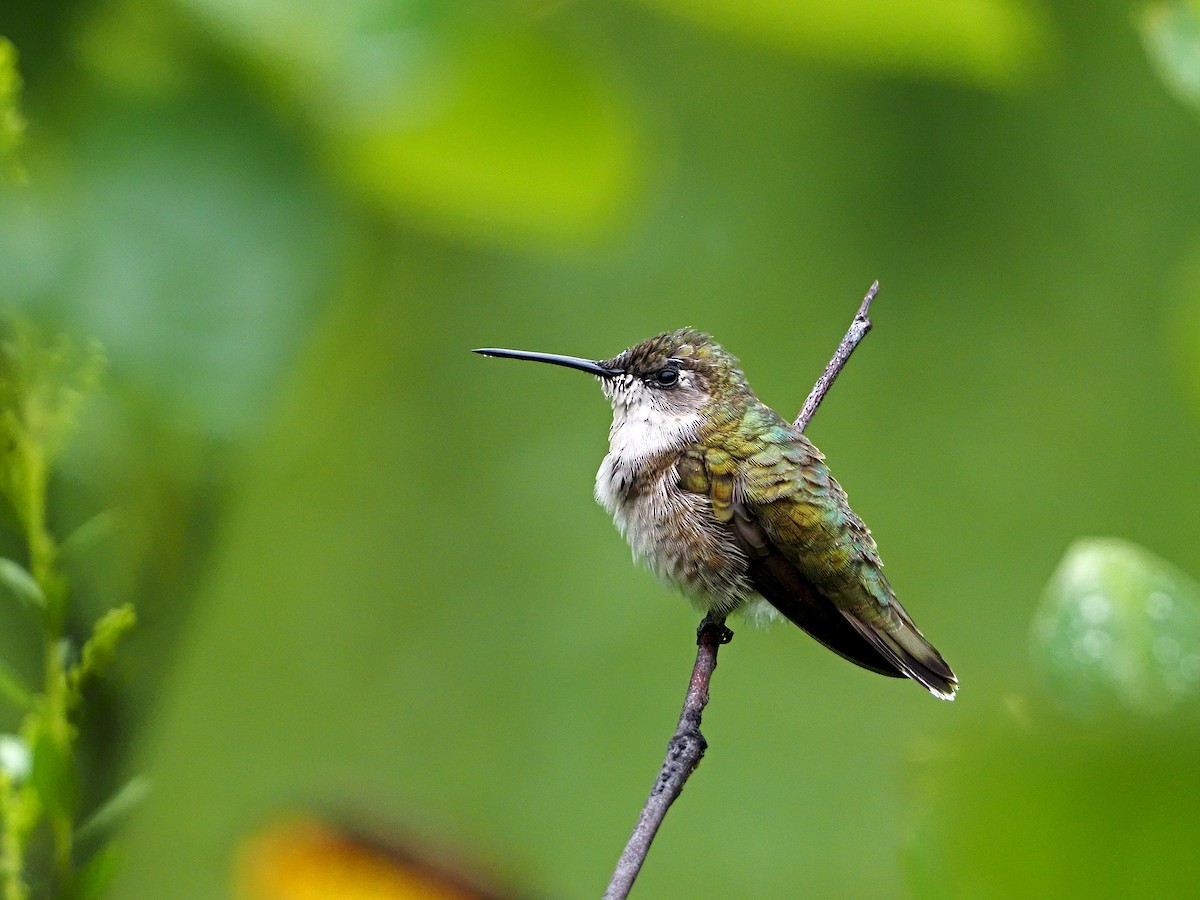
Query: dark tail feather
[[840, 609, 958, 701], [749, 555, 907, 679], [745, 545, 957, 699]]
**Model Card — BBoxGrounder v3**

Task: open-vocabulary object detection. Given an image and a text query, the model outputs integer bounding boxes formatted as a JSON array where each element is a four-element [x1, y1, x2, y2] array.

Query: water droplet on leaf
[[1032, 538, 1200, 718]]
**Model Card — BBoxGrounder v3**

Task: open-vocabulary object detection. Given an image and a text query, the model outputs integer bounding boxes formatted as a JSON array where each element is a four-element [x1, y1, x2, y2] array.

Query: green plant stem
[[0, 322, 125, 896], [42, 639, 73, 889], [51, 812, 71, 884], [0, 774, 28, 900], [15, 410, 73, 892]]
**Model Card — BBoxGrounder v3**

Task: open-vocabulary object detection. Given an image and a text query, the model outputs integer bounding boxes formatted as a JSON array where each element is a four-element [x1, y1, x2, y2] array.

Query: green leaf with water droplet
[[1032, 538, 1200, 718]]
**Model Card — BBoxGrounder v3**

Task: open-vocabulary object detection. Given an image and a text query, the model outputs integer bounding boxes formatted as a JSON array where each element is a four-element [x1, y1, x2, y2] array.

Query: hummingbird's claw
[[696, 614, 734, 646]]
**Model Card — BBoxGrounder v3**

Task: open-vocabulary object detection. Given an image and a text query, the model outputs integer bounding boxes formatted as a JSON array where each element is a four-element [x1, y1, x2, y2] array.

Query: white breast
[[592, 403, 754, 612], [589, 374, 760, 615]]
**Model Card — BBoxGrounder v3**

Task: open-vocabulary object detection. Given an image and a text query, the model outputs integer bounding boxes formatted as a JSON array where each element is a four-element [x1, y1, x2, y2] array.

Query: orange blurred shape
[[237, 817, 504, 900]]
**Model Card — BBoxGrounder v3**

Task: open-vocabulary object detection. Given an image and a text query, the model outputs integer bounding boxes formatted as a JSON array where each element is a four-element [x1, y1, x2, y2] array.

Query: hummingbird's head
[[474, 329, 750, 425], [594, 329, 748, 422]]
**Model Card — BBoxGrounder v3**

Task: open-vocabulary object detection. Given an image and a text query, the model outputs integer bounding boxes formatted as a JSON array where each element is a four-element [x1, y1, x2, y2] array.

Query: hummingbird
[[475, 330, 957, 700]]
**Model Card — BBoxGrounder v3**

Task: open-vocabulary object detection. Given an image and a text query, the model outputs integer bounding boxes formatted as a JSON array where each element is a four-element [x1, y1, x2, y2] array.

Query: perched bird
[[476, 330, 956, 700]]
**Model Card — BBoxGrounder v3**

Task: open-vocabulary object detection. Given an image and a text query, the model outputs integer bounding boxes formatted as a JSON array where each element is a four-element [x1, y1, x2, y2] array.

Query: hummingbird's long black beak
[[473, 348, 621, 378]]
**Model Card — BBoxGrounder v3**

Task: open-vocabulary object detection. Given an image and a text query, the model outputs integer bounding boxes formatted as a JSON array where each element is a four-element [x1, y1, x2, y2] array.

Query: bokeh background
[[2, 0, 1200, 897]]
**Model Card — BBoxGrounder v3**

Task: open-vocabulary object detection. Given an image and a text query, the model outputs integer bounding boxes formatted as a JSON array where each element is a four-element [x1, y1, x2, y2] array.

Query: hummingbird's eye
[[654, 365, 680, 387]]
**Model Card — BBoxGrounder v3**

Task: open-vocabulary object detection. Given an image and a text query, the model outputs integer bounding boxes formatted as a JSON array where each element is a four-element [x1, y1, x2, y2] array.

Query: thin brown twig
[[603, 615, 729, 900], [794, 280, 878, 432], [602, 281, 882, 899]]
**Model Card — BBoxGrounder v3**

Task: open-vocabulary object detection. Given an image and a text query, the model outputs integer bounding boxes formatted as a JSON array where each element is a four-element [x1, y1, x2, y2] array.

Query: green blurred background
[[3, 0, 1200, 896]]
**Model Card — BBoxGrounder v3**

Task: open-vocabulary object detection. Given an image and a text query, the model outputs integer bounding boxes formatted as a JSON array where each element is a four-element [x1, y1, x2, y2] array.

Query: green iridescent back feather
[[691, 345, 956, 698]]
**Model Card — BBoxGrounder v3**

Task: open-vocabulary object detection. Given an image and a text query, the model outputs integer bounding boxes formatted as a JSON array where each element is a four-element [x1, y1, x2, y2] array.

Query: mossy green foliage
[[0, 319, 136, 900]]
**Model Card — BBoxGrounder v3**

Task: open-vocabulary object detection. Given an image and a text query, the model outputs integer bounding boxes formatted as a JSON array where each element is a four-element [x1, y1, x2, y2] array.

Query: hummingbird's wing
[[685, 433, 957, 699]]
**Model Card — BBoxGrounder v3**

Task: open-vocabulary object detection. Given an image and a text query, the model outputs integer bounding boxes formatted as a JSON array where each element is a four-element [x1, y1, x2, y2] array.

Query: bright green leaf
[[628, 0, 1050, 90], [1032, 538, 1200, 718], [328, 26, 641, 248], [1139, 0, 1200, 115], [170, 0, 641, 247]]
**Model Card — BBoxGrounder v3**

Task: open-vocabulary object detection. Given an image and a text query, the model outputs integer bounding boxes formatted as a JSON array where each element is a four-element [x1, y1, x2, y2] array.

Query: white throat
[[607, 402, 700, 466], [594, 378, 701, 512]]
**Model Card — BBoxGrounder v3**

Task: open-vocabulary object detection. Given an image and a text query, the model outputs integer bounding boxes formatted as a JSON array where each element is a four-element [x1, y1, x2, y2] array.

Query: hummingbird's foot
[[696, 614, 734, 646]]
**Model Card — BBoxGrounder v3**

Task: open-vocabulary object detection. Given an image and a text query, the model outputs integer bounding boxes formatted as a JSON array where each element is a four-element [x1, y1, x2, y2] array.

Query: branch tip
[[793, 281, 880, 433]]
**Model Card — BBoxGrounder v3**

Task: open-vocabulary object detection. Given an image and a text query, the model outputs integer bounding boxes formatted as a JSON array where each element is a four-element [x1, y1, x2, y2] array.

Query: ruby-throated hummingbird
[[475, 330, 957, 700]]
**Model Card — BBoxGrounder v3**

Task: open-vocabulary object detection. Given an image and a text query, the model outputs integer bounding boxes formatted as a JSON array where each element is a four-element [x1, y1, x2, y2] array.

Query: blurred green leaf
[[74, 0, 198, 100], [0, 36, 23, 183], [629, 0, 1050, 89], [0, 662, 33, 712], [330, 25, 641, 248], [908, 724, 1200, 896], [57, 509, 123, 572], [0, 105, 343, 439], [0, 559, 44, 613], [1032, 538, 1200, 718], [74, 775, 149, 849], [170, 0, 641, 247], [1139, 0, 1200, 115]]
